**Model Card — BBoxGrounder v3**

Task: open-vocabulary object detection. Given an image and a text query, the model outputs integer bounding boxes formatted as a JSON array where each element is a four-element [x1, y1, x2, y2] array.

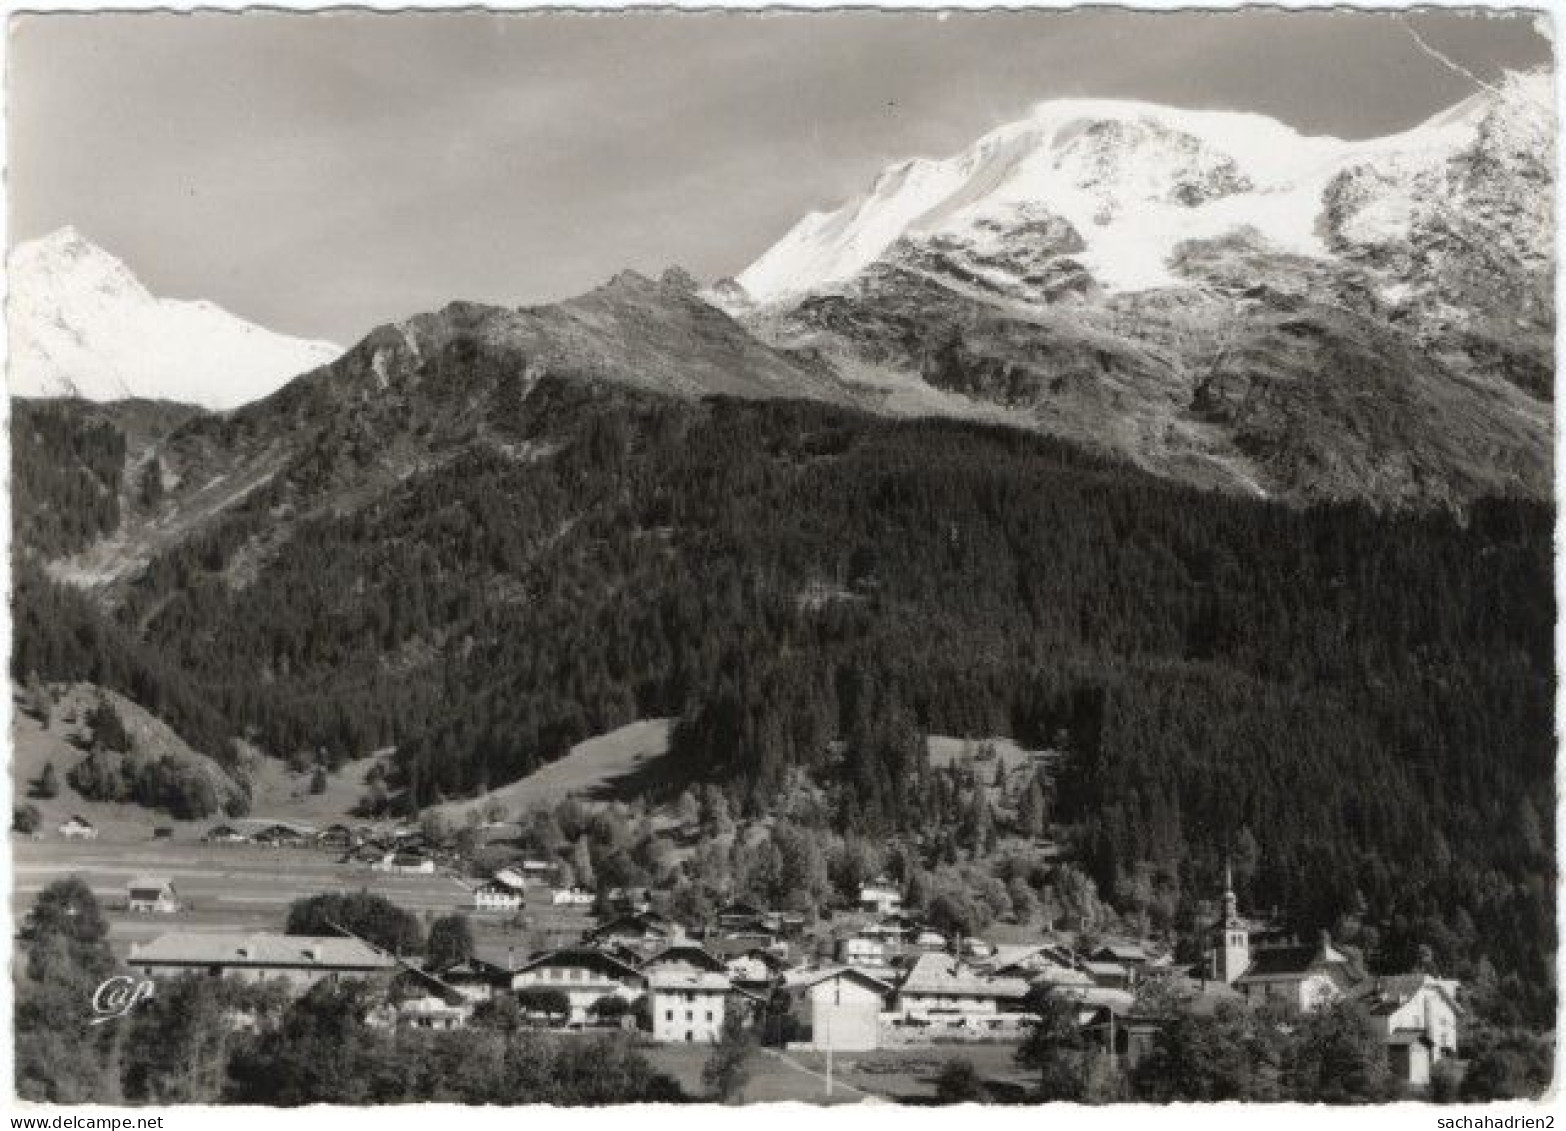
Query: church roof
[[1235, 940, 1352, 983]]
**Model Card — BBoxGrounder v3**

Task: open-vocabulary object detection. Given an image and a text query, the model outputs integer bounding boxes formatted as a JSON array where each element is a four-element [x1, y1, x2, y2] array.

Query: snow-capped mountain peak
[[729, 75, 1546, 305], [9, 227, 342, 411]]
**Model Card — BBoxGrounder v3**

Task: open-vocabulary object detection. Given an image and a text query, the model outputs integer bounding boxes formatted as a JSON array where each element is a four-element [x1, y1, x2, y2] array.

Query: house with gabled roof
[[1346, 973, 1462, 1092], [781, 966, 897, 1051], [584, 911, 679, 946], [127, 932, 396, 992], [641, 942, 727, 975], [896, 952, 1030, 1019], [648, 968, 734, 1044], [58, 814, 97, 840], [126, 876, 179, 913], [504, 947, 648, 1025]]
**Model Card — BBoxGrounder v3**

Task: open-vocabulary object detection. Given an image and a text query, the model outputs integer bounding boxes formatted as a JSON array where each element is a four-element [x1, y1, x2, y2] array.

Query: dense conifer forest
[[10, 379, 1556, 1022]]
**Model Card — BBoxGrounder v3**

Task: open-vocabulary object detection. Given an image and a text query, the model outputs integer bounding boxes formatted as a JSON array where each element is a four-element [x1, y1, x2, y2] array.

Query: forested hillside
[[10, 373, 1555, 1021]]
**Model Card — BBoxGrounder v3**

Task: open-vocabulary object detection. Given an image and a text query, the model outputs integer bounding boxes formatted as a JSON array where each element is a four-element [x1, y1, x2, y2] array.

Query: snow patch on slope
[[10, 228, 341, 411]]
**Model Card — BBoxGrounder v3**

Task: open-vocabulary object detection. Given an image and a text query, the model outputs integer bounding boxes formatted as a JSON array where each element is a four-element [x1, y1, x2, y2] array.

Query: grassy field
[[10, 686, 381, 839], [640, 1041, 1033, 1104], [10, 835, 597, 957], [640, 1043, 872, 1105], [434, 718, 673, 821], [787, 1043, 1035, 1102]]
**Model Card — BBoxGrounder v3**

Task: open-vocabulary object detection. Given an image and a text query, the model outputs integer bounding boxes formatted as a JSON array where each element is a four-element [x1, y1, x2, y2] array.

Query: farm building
[[126, 876, 179, 914], [204, 824, 250, 844], [128, 932, 397, 992], [895, 952, 1029, 1019]]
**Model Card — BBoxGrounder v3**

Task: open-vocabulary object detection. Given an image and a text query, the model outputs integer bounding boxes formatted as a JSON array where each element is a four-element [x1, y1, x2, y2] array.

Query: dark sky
[[9, 8, 1553, 345]]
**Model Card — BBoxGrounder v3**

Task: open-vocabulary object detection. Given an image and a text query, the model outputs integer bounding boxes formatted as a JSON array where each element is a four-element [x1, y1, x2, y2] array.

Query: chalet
[[396, 995, 470, 1030], [989, 944, 1090, 986], [551, 887, 595, 907], [58, 815, 97, 841], [251, 822, 312, 848], [374, 850, 436, 875], [1348, 974, 1461, 1092], [128, 932, 397, 992], [603, 887, 653, 914], [641, 943, 727, 975], [1093, 942, 1151, 976], [507, 947, 648, 1024], [857, 878, 903, 916], [1083, 959, 1134, 991], [126, 876, 179, 914], [204, 824, 250, 844], [836, 936, 888, 969], [1082, 1004, 1164, 1069], [722, 949, 791, 988], [896, 952, 1030, 1019], [781, 966, 896, 1052], [716, 901, 770, 933], [648, 969, 733, 1043], [585, 911, 679, 947], [317, 824, 354, 850], [473, 873, 526, 913], [856, 919, 911, 944]]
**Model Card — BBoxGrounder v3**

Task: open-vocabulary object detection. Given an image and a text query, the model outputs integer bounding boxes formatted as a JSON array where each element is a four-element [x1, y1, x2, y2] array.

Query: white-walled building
[[506, 948, 647, 1025], [836, 936, 888, 968], [857, 879, 903, 916], [473, 874, 526, 913], [783, 967, 895, 1052], [649, 970, 732, 1043], [126, 876, 179, 913], [1350, 974, 1461, 1092]]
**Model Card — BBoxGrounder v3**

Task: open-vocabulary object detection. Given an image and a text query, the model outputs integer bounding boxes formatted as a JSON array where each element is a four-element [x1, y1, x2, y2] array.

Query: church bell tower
[[1212, 862, 1250, 984]]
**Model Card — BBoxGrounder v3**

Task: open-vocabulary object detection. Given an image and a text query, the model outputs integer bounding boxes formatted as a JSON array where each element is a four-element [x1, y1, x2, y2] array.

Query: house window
[[686, 1011, 694, 1021], [706, 1012, 714, 1022], [666, 1010, 673, 1021]]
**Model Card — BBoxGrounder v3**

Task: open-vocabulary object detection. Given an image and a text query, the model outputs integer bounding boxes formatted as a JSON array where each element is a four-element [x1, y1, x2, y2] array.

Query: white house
[[126, 876, 179, 914], [836, 936, 888, 968], [373, 850, 436, 875], [59, 815, 97, 840], [783, 966, 895, 1052], [473, 874, 526, 913], [1350, 974, 1462, 1093], [857, 879, 902, 916], [648, 970, 732, 1043], [507, 948, 647, 1025]]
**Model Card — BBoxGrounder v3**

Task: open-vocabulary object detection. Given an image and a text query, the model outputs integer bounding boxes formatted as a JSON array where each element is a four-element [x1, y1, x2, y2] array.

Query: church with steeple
[[1207, 863, 1251, 984]]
